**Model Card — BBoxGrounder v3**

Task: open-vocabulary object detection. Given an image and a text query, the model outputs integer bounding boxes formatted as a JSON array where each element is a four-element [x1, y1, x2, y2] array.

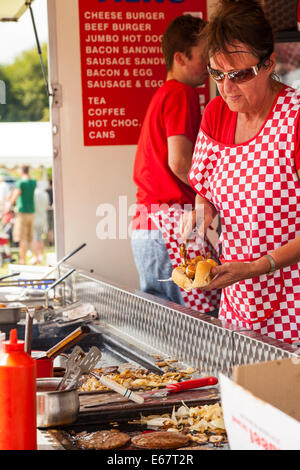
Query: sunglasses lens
[[208, 66, 258, 84], [209, 69, 224, 81], [229, 68, 256, 84]]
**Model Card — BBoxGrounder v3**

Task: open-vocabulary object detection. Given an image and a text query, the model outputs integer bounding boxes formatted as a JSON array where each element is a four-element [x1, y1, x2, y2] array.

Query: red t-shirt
[[133, 79, 201, 230], [201, 89, 300, 169]]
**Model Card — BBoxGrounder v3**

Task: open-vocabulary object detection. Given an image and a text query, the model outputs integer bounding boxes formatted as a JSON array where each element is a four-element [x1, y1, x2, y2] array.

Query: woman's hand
[[180, 209, 212, 242], [180, 195, 217, 242], [202, 262, 254, 290], [202, 257, 271, 290], [180, 208, 198, 242]]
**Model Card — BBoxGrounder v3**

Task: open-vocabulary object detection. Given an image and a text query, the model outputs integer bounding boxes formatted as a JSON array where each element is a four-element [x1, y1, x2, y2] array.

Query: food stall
[[0, 262, 299, 451], [0, 264, 297, 450], [0, 0, 300, 452]]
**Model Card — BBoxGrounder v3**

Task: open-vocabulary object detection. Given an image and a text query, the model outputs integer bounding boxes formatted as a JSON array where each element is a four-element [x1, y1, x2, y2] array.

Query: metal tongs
[[57, 346, 86, 391], [158, 243, 210, 282], [180, 242, 188, 265], [63, 346, 102, 391], [60, 346, 145, 404], [158, 242, 187, 282]]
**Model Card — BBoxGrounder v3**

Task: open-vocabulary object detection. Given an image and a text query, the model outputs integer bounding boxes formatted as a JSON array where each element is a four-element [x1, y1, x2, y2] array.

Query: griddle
[[58, 363, 220, 426], [31, 323, 227, 450], [78, 387, 219, 424], [44, 381, 225, 451], [32, 322, 221, 422]]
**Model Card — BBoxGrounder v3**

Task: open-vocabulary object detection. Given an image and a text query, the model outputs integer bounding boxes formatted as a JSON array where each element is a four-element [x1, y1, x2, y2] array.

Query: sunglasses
[[207, 56, 268, 84]]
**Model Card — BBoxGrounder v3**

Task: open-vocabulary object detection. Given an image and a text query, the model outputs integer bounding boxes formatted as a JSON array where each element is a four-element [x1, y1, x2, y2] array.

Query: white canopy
[[0, 0, 35, 22], [0, 122, 53, 168]]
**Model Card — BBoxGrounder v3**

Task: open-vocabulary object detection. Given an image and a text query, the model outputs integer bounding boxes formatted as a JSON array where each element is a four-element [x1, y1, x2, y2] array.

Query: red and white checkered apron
[[150, 208, 221, 313], [189, 87, 300, 343]]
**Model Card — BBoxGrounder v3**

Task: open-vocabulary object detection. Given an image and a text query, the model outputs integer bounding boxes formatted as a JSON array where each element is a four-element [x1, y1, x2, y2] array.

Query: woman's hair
[[162, 14, 207, 71], [204, 0, 274, 62]]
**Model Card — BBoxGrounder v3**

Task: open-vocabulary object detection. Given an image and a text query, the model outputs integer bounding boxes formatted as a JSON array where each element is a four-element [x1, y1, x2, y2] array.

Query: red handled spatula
[[143, 376, 218, 398]]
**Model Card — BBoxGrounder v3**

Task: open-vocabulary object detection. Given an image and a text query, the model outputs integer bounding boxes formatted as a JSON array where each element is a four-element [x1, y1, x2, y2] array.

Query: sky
[[0, 0, 48, 65]]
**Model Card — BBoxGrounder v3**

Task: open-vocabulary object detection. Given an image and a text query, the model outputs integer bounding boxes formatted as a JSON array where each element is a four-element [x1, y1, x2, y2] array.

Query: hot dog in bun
[[172, 249, 218, 292]]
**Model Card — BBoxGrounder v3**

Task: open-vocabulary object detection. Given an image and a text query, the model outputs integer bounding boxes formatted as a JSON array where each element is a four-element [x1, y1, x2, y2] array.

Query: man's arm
[[167, 134, 194, 186], [6, 187, 21, 210]]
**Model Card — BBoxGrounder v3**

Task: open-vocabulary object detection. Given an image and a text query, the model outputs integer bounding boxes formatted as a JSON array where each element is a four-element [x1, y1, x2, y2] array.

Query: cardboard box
[[220, 357, 300, 450]]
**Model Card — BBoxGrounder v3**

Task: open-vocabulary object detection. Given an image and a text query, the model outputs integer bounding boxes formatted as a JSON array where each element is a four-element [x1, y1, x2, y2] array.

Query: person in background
[[0, 175, 10, 214], [46, 179, 54, 246], [184, 0, 300, 343], [6, 165, 36, 264], [131, 14, 220, 313], [30, 182, 50, 265]]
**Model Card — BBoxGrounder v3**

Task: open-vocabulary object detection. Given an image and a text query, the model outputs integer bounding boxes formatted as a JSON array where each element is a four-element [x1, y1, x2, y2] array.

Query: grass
[[0, 245, 56, 277]]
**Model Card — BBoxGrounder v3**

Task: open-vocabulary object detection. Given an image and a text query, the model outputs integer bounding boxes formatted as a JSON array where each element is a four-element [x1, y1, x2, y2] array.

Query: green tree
[[0, 43, 49, 122]]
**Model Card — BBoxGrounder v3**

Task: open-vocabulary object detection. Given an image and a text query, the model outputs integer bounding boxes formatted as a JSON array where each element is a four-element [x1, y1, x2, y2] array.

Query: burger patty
[[76, 429, 131, 450], [131, 431, 189, 449]]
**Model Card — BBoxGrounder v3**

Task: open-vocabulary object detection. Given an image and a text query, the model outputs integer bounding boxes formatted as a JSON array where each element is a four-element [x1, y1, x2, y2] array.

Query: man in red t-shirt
[[131, 15, 209, 304]]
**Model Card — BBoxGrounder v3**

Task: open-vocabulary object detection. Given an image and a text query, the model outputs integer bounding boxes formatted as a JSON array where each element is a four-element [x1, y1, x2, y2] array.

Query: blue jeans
[[131, 230, 184, 305]]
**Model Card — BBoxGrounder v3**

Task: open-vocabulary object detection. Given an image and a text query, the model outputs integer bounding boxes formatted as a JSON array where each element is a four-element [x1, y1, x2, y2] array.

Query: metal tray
[[0, 303, 25, 324]]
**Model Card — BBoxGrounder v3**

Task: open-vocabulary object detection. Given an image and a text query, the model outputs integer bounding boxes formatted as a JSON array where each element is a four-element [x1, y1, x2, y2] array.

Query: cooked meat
[[131, 431, 189, 449], [209, 435, 224, 443], [76, 429, 130, 450], [79, 367, 193, 392]]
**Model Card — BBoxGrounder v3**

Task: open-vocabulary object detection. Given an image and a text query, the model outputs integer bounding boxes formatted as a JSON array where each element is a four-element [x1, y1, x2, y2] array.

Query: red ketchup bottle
[[0, 329, 37, 450]]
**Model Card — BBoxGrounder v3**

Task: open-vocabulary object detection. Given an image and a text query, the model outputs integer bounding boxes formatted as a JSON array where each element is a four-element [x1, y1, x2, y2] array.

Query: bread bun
[[172, 266, 194, 292], [172, 258, 218, 292]]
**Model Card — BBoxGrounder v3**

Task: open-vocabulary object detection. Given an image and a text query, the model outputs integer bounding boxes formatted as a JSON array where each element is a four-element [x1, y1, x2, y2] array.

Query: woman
[[186, 0, 300, 343]]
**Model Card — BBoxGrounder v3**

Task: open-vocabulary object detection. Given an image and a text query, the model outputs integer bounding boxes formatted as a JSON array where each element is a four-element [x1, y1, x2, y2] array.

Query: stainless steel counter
[[64, 265, 299, 377], [35, 265, 299, 450]]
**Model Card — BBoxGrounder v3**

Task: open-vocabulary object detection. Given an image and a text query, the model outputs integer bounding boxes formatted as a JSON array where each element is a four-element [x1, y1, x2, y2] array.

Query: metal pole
[[27, 2, 52, 98]]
